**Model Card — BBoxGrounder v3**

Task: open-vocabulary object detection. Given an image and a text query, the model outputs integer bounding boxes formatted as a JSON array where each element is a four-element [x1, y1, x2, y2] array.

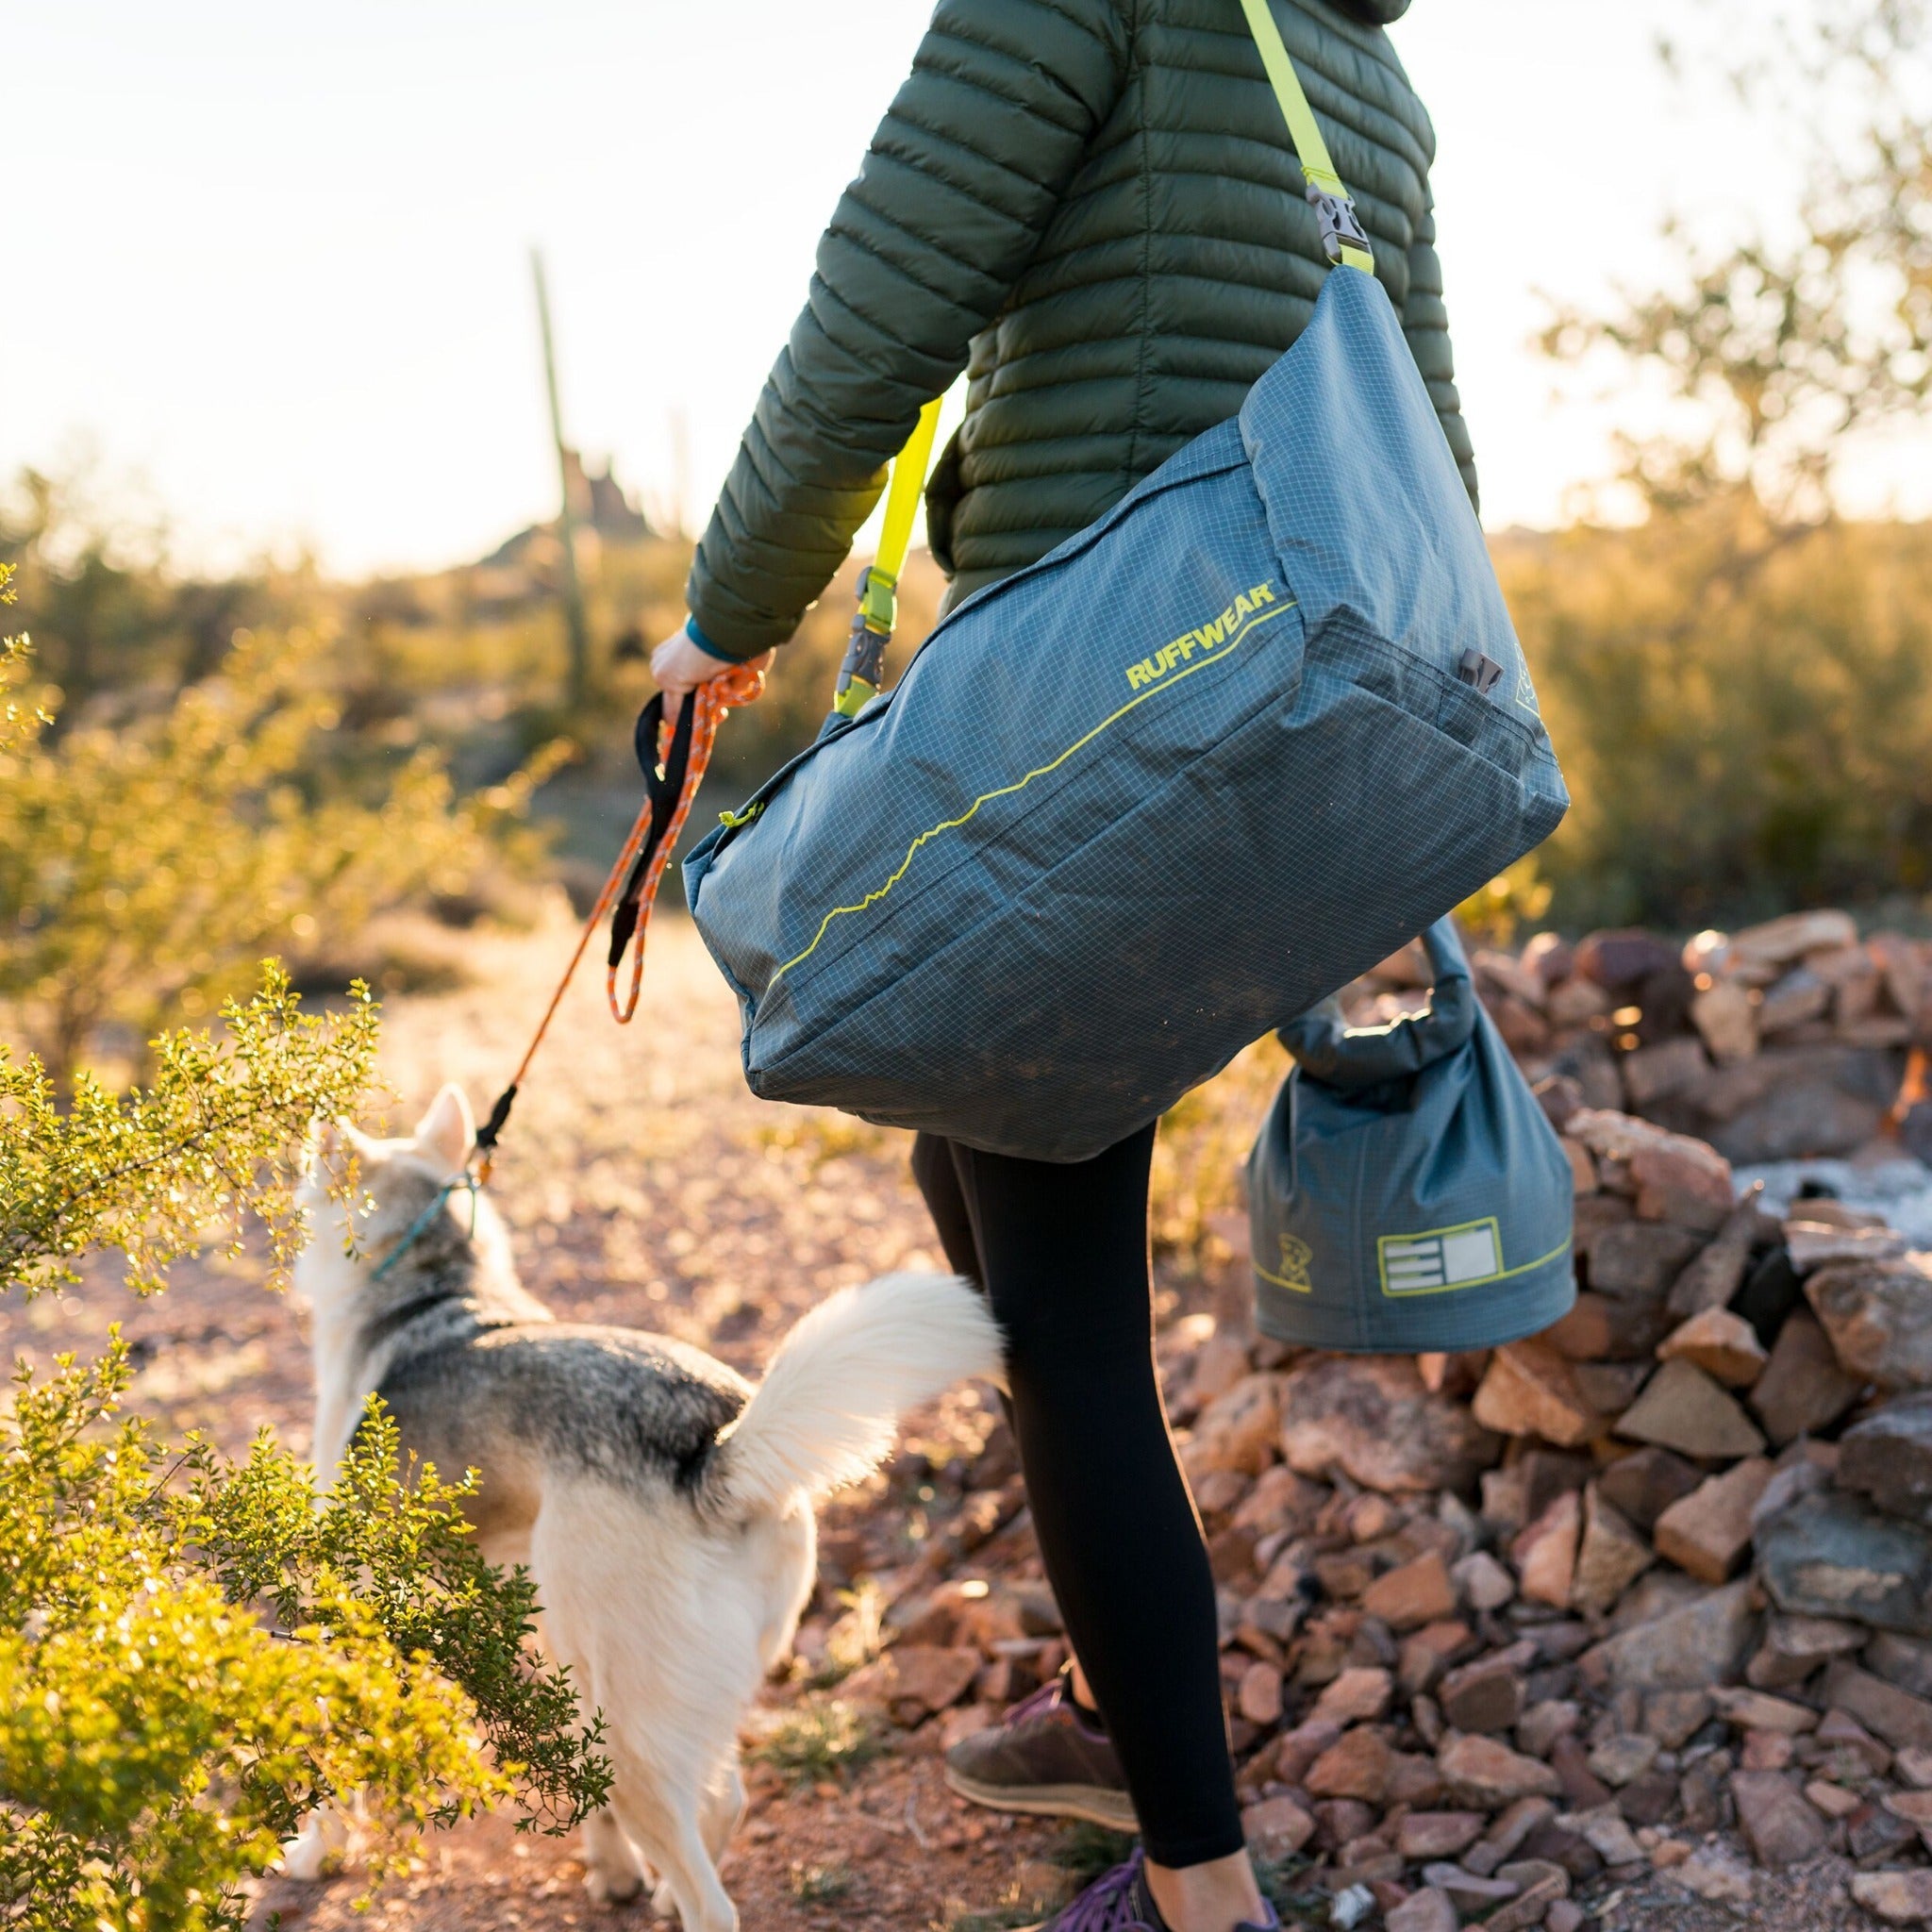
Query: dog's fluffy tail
[[708, 1273, 1003, 1513]]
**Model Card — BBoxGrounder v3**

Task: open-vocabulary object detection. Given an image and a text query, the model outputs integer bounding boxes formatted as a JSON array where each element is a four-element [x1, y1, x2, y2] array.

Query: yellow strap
[[1235, 0, 1374, 274], [876, 397, 944, 585]]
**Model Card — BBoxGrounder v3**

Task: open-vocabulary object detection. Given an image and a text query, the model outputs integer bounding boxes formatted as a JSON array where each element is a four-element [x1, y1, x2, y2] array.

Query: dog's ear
[[412, 1084, 475, 1176]]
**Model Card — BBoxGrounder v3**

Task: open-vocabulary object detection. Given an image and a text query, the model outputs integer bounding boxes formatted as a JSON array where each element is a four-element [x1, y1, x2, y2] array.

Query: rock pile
[[806, 1074, 1932, 1929], [1342, 909, 1930, 1166]]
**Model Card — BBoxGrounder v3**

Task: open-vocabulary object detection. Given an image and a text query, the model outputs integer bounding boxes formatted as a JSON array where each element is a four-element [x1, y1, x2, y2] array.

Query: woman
[[652, 3, 1474, 1926]]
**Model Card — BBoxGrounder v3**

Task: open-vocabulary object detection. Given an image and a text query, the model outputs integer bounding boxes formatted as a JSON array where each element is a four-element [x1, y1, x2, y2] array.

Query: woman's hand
[[649, 624, 773, 714]]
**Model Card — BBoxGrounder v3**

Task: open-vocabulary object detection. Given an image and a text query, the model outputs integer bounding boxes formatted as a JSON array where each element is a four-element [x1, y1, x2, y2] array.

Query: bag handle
[[1235, 0, 1375, 274], [828, 0, 1369, 720]]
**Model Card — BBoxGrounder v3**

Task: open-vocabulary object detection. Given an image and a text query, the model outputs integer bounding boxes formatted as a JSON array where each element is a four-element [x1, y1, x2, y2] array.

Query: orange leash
[[474, 660, 765, 1174]]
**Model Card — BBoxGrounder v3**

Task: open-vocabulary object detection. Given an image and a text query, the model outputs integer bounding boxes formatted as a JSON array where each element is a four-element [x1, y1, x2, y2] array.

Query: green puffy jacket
[[687, 0, 1473, 658]]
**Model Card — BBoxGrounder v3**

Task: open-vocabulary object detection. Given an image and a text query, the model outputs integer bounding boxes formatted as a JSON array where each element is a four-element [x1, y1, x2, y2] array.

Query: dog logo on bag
[[1273, 1233, 1314, 1293], [1377, 1217, 1504, 1297]]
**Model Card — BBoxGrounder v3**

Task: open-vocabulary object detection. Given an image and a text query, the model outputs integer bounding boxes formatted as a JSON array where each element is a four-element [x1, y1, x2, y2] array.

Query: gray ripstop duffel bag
[[685, 0, 1569, 1162], [1248, 916, 1576, 1353]]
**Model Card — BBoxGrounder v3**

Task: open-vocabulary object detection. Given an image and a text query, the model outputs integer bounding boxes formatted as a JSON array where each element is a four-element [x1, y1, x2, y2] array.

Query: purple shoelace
[[1056, 1850, 1157, 1932], [1006, 1674, 1072, 1727]]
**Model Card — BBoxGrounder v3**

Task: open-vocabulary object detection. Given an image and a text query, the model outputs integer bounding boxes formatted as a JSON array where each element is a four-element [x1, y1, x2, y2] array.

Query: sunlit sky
[[6, 0, 1924, 578]]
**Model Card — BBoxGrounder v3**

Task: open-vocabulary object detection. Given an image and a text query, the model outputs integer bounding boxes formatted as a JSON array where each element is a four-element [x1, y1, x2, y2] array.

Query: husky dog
[[290, 1084, 1003, 1931]]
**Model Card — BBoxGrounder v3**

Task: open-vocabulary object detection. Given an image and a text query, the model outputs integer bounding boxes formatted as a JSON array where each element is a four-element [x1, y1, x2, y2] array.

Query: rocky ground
[[19, 904, 1932, 1931]]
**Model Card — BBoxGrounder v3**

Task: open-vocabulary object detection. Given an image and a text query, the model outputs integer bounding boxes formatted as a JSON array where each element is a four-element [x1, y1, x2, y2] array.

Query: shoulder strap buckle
[[1307, 184, 1374, 273]]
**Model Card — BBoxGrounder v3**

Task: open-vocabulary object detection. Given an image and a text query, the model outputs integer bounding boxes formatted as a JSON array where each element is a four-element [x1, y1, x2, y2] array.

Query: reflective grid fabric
[[685, 268, 1567, 1161]]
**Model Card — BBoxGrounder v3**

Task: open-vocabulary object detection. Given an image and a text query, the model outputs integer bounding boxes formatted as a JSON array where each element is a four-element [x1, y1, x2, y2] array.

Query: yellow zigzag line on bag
[[769, 595, 1297, 985]]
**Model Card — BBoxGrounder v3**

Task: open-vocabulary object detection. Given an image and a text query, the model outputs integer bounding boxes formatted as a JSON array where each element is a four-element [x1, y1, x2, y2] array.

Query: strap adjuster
[[1307, 183, 1374, 273]]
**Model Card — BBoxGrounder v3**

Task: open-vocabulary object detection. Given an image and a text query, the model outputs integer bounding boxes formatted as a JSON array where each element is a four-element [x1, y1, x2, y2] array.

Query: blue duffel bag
[[1248, 917, 1576, 1353], [685, 1, 1568, 1162]]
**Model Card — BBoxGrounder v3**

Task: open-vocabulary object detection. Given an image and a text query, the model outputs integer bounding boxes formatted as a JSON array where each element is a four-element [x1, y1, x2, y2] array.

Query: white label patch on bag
[[1378, 1218, 1503, 1296]]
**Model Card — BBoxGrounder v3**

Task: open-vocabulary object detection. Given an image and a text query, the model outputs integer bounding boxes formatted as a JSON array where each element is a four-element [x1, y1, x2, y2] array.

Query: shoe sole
[[941, 1764, 1139, 1832]]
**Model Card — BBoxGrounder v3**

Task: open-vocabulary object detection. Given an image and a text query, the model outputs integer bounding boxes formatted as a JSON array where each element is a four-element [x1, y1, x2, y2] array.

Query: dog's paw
[[584, 1865, 648, 1908], [650, 1877, 678, 1921]]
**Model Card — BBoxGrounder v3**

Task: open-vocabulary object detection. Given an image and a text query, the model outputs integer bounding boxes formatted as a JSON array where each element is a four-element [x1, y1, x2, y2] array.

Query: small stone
[[1189, 1373, 1283, 1476], [1590, 1221, 1708, 1301], [1438, 1732, 1564, 1807], [1740, 1729, 1794, 1771], [1383, 1890, 1456, 1932], [1465, 1796, 1557, 1874], [1615, 1358, 1767, 1458], [1307, 1728, 1393, 1803], [1276, 1356, 1502, 1494], [1657, 1307, 1768, 1388], [1885, 1790, 1932, 1826], [1311, 1798, 1376, 1850], [1568, 1801, 1644, 1866], [1759, 967, 1833, 1036], [1746, 1612, 1866, 1690], [1420, 1864, 1518, 1908], [1474, 1343, 1600, 1450], [1596, 1446, 1704, 1533], [1513, 1491, 1583, 1609], [1824, 1661, 1932, 1751], [1519, 1700, 1582, 1758], [1586, 1735, 1658, 1788], [1387, 1749, 1449, 1810], [1749, 1308, 1866, 1447], [1731, 1769, 1828, 1866], [1840, 1395, 1932, 1527], [1670, 1847, 1756, 1905], [1852, 1870, 1932, 1926], [1570, 1483, 1655, 1616], [1710, 1687, 1819, 1735], [1272, 1718, 1342, 1785], [1574, 1361, 1653, 1413], [1643, 1690, 1713, 1749], [1237, 1660, 1283, 1726], [1545, 1903, 1586, 1932], [1241, 1793, 1316, 1857], [1692, 980, 1758, 1064], [1395, 1811, 1487, 1859], [1849, 1800, 1918, 1861], [1807, 1257, 1932, 1392], [1313, 1668, 1395, 1728], [1729, 908, 1858, 970], [1786, 1221, 1908, 1275], [1815, 1707, 1891, 1775], [1440, 1643, 1536, 1736], [1454, 1550, 1517, 1613], [1483, 1857, 1570, 1932], [1578, 1578, 1758, 1690], [1869, 1631, 1932, 1699], [1806, 1777, 1863, 1819], [1362, 1552, 1459, 1632], [1898, 1745, 1932, 1788], [1653, 1457, 1775, 1585], [1622, 1037, 1710, 1110], [1757, 1491, 1932, 1637], [841, 1643, 980, 1717], [1547, 1734, 1614, 1811], [1327, 1882, 1377, 1929]]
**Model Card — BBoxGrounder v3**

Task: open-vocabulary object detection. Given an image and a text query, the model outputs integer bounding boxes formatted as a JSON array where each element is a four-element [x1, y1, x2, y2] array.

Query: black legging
[[912, 1125, 1244, 1870]]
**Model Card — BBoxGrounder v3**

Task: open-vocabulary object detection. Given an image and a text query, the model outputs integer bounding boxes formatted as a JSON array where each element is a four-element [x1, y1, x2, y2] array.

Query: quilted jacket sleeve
[[686, 0, 1131, 658], [1402, 198, 1479, 514]]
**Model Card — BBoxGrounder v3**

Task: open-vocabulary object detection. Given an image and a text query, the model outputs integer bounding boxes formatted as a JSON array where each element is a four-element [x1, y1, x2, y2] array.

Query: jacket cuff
[[684, 615, 741, 662]]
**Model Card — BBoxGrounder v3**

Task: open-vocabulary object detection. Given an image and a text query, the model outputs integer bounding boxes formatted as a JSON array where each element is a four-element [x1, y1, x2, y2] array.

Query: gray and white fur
[[288, 1084, 1003, 1931]]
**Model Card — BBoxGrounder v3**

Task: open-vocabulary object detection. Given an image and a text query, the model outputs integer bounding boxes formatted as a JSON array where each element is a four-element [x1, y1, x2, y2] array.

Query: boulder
[[1541, 1291, 1671, 1363], [1823, 1661, 1932, 1751], [1807, 1257, 1932, 1391], [1785, 1221, 1909, 1274], [1185, 1373, 1283, 1476], [1745, 1612, 1865, 1690], [1575, 929, 1682, 989], [1623, 1037, 1710, 1109], [1589, 1223, 1708, 1301], [1306, 1727, 1393, 1803], [1851, 1871, 1932, 1926], [1839, 1395, 1932, 1526], [1727, 909, 1858, 971], [1276, 1356, 1501, 1495], [841, 1643, 981, 1720], [1579, 1578, 1759, 1690], [1749, 1307, 1866, 1445], [1691, 980, 1758, 1064], [1757, 1490, 1932, 1636], [1868, 1633, 1932, 1700], [1614, 1357, 1767, 1458]]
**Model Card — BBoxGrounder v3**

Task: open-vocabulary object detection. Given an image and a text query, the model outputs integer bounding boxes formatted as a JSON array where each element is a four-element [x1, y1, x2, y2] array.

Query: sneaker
[[1023, 1846, 1281, 1932], [943, 1670, 1137, 1830]]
